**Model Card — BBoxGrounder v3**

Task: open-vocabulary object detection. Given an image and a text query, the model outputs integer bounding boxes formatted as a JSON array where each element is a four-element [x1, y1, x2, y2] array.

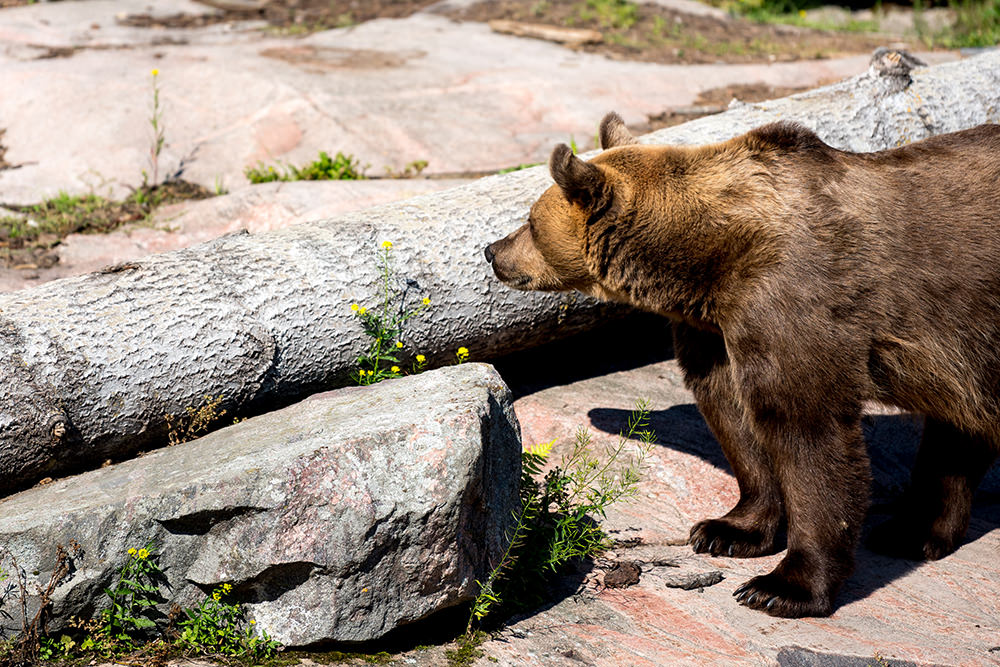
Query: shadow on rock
[[588, 404, 1000, 609], [490, 311, 675, 399]]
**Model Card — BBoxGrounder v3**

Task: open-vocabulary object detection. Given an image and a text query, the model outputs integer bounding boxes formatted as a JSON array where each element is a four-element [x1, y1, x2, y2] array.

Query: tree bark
[[2, 49, 998, 493]]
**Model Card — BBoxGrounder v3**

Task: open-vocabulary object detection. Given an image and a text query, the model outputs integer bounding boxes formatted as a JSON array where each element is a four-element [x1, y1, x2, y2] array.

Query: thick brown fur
[[485, 112, 1000, 617]]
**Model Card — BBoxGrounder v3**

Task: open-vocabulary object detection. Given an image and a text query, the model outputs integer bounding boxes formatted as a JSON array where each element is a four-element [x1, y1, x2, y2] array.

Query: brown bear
[[484, 112, 1000, 618]]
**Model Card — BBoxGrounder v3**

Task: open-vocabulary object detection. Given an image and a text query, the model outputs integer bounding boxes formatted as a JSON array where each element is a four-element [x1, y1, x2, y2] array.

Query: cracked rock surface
[[0, 363, 521, 646]]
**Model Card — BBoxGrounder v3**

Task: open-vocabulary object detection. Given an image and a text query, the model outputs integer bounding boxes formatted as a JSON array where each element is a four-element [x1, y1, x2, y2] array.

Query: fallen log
[[1, 49, 998, 493]]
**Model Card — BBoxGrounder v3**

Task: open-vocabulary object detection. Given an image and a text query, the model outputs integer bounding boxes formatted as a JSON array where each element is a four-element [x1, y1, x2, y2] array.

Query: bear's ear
[[549, 144, 610, 211], [599, 112, 636, 149]]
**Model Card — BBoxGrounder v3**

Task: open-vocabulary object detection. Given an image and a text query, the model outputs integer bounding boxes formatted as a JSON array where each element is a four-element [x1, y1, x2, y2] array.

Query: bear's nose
[[484, 244, 496, 263]]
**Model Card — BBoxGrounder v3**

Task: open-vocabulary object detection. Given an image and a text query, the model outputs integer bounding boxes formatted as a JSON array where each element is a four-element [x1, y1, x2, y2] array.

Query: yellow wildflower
[[351, 303, 359, 312], [222, 583, 232, 593], [395, 341, 403, 349], [422, 297, 431, 306], [415, 354, 426, 363], [457, 347, 469, 357], [137, 548, 149, 560], [391, 366, 400, 373], [527, 438, 556, 459], [250, 620, 256, 625], [798, 9, 806, 17], [359, 307, 367, 315], [128, 548, 137, 556], [151, 68, 159, 77], [382, 240, 393, 250], [213, 591, 221, 601]]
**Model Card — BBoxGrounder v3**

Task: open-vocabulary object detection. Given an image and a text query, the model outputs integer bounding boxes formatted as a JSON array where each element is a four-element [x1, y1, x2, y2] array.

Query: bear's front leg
[[673, 324, 784, 558], [730, 355, 871, 618]]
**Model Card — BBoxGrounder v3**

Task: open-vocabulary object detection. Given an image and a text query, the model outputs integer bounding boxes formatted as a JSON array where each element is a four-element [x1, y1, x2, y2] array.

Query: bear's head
[[484, 111, 643, 303]]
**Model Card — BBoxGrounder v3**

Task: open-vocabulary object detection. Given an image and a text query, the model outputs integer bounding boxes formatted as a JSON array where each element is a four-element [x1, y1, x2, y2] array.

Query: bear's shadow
[[588, 404, 1000, 610]]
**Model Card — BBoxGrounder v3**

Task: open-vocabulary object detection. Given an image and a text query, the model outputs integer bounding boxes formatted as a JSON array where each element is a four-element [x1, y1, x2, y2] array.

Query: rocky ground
[[1, 0, 997, 665]]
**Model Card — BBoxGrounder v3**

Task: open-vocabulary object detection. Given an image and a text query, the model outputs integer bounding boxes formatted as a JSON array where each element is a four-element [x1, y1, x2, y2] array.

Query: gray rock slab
[[0, 179, 473, 292], [0, 1, 956, 204], [0, 362, 521, 646], [477, 337, 1000, 666]]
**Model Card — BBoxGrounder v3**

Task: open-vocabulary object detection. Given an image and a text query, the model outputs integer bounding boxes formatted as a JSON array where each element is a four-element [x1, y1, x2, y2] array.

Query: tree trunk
[[2, 49, 998, 493]]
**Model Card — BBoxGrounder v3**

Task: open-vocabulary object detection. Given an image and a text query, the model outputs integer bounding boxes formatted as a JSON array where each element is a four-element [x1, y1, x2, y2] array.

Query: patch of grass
[[934, 0, 1000, 46], [445, 631, 486, 667], [0, 181, 212, 268], [497, 162, 542, 174], [245, 151, 367, 184], [724, 0, 997, 47], [572, 0, 639, 29]]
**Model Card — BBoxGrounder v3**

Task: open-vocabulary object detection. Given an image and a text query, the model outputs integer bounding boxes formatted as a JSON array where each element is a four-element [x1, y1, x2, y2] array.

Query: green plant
[[165, 394, 227, 446], [178, 584, 280, 660], [467, 400, 654, 630], [101, 543, 165, 646], [37, 634, 74, 661], [245, 151, 367, 184], [350, 240, 431, 385], [213, 176, 228, 196], [146, 68, 166, 186]]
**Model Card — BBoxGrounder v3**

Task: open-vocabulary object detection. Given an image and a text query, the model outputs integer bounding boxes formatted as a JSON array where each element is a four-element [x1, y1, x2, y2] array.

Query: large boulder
[[0, 363, 521, 646]]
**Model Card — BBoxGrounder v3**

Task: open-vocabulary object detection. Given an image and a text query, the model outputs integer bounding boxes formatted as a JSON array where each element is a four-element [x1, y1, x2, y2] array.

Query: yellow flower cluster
[[137, 548, 149, 560], [457, 347, 469, 358], [128, 548, 137, 556], [416, 354, 426, 364], [422, 297, 431, 306], [395, 341, 403, 349], [211, 583, 233, 601], [382, 240, 393, 250], [390, 366, 400, 373]]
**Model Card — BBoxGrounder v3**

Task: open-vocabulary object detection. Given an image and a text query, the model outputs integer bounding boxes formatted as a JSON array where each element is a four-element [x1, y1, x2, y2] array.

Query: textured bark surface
[[0, 363, 521, 645], [1, 50, 998, 493]]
